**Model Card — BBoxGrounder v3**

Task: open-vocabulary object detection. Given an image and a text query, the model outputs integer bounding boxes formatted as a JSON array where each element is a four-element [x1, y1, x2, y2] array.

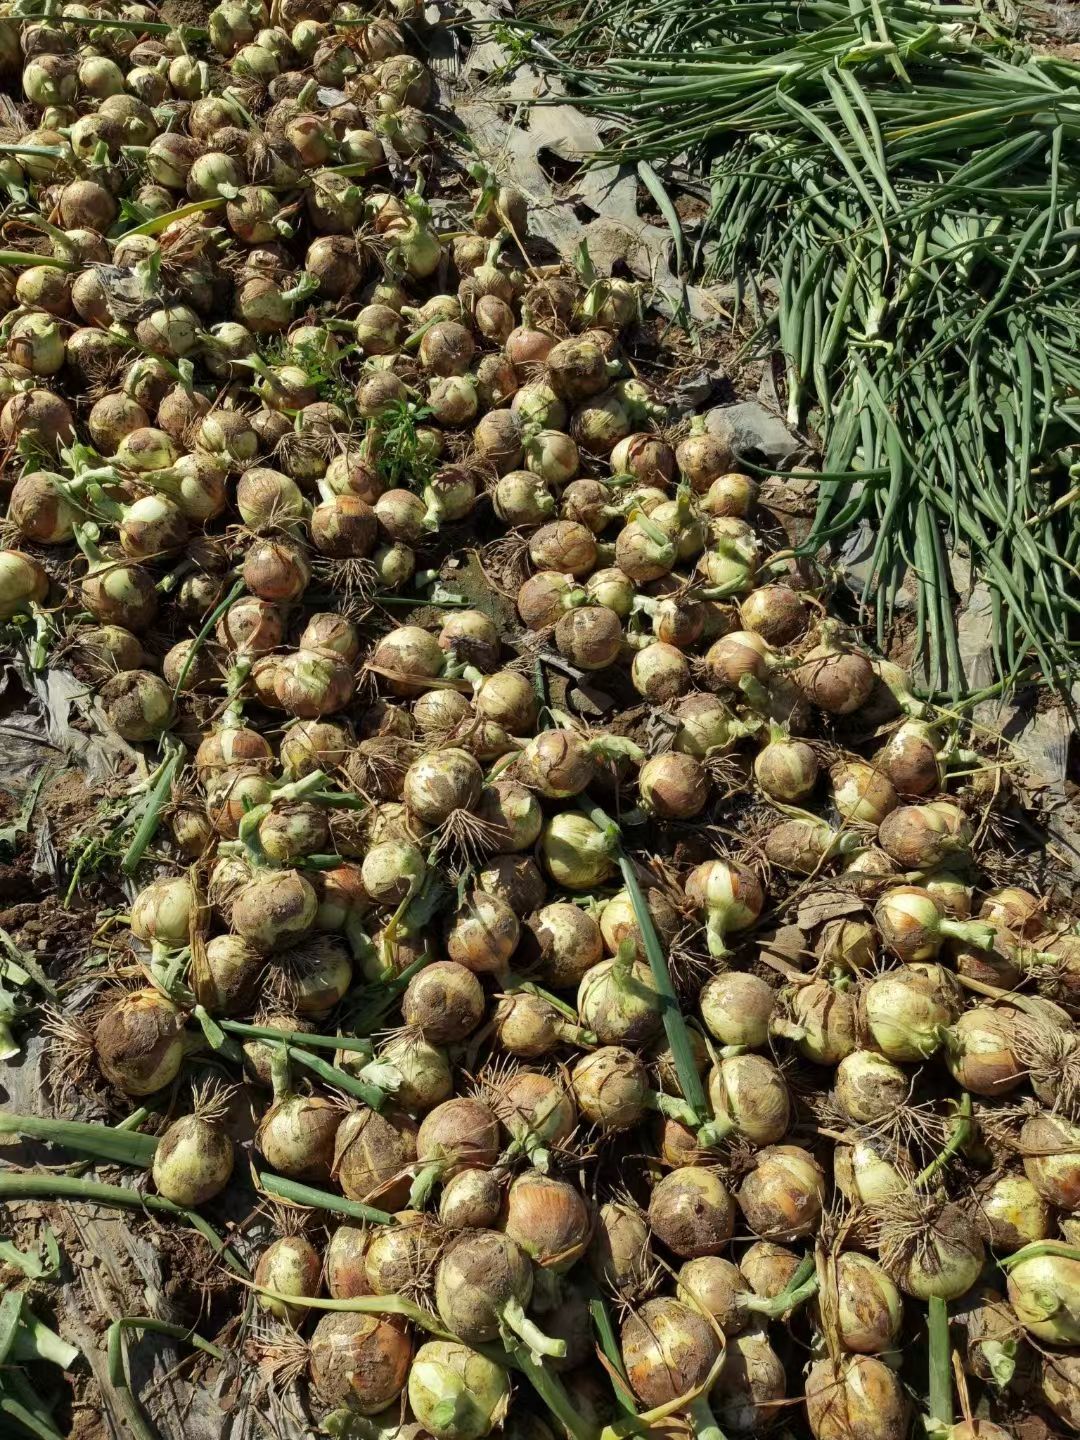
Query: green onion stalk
[[578, 798, 709, 1128], [0, 1173, 248, 1276]]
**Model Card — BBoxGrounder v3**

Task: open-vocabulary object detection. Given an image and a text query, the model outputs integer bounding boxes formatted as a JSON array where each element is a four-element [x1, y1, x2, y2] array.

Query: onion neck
[[938, 916, 995, 950], [742, 1252, 819, 1318], [685, 1395, 726, 1440], [499, 1295, 566, 1361]]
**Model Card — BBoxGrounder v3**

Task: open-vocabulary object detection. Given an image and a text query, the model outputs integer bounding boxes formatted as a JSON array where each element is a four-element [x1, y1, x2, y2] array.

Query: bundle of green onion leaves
[[504, 0, 1080, 696]]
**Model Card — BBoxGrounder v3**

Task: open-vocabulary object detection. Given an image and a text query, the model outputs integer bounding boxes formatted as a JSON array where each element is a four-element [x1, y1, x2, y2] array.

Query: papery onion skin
[[620, 1297, 720, 1409], [804, 1355, 910, 1440]]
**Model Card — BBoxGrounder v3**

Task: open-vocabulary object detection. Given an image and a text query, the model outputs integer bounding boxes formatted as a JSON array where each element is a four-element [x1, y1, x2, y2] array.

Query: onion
[[754, 730, 819, 802], [95, 989, 185, 1096], [416, 1096, 501, 1184], [554, 604, 623, 671], [130, 876, 196, 948], [639, 753, 709, 819], [615, 513, 676, 582], [257, 1094, 341, 1181], [361, 839, 426, 905], [676, 420, 729, 491], [364, 1211, 441, 1296], [571, 1046, 648, 1131], [673, 693, 744, 757], [589, 1200, 654, 1296], [826, 1252, 903, 1355], [152, 1104, 234, 1207], [476, 854, 547, 916], [877, 800, 972, 869], [831, 759, 898, 826], [541, 812, 617, 890], [805, 1356, 909, 1440], [712, 1329, 786, 1434], [408, 1340, 510, 1440], [677, 1256, 752, 1334], [476, 781, 542, 853], [620, 1297, 720, 1410], [736, 1144, 826, 1240], [439, 1168, 504, 1230], [819, 917, 877, 972], [834, 1051, 910, 1125], [740, 1240, 803, 1297], [860, 962, 959, 1060], [877, 1194, 984, 1299], [196, 935, 264, 1016], [256, 1235, 322, 1324], [739, 585, 808, 645], [99, 670, 174, 742], [764, 816, 859, 875], [974, 1173, 1053, 1252], [496, 991, 591, 1058], [332, 1104, 418, 1209], [877, 718, 945, 796], [1021, 1111, 1080, 1211], [874, 885, 994, 962], [700, 972, 776, 1049], [1006, 1251, 1080, 1344], [684, 859, 765, 958], [789, 980, 857, 1064], [578, 952, 661, 1048], [598, 884, 681, 962], [525, 428, 580, 485], [436, 1229, 563, 1355], [1038, 1351, 1080, 1430], [231, 869, 318, 952], [834, 1140, 909, 1208], [648, 1165, 734, 1257], [403, 962, 485, 1042], [707, 1053, 790, 1145], [309, 1312, 412, 1414], [525, 903, 604, 989], [704, 629, 774, 689], [446, 891, 520, 976], [944, 1005, 1025, 1095], [795, 635, 875, 714], [492, 1069, 577, 1166], [503, 1171, 591, 1270]]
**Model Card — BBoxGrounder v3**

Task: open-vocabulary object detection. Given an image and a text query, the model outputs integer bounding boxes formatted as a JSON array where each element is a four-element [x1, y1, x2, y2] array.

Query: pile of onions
[[0, 6, 1073, 1439]]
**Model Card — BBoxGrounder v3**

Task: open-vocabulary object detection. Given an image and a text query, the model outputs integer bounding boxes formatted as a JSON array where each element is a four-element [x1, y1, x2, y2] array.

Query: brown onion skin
[[620, 1298, 720, 1409], [416, 1096, 501, 1177], [647, 1165, 735, 1258], [309, 1311, 412, 1415], [805, 1356, 910, 1440], [736, 1145, 827, 1241], [332, 1106, 418, 1210]]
